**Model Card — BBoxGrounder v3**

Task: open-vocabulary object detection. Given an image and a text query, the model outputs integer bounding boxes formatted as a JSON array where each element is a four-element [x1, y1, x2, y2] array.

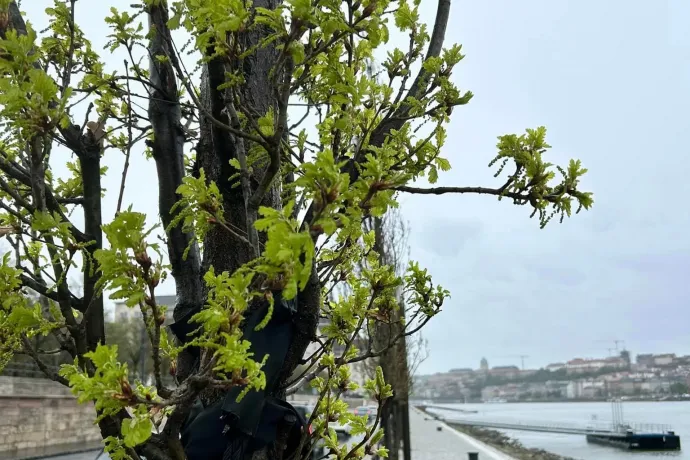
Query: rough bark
[[147, 3, 205, 390], [148, 3, 204, 325], [371, 216, 411, 460], [191, 0, 320, 412], [79, 142, 105, 350]]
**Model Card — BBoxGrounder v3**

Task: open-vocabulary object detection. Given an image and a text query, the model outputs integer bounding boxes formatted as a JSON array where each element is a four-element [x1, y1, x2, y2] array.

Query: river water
[[433, 402, 688, 459]]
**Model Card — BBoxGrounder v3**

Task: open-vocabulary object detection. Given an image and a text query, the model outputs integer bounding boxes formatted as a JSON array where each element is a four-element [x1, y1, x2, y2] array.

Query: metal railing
[[444, 418, 614, 435], [609, 421, 675, 435], [428, 409, 675, 436]]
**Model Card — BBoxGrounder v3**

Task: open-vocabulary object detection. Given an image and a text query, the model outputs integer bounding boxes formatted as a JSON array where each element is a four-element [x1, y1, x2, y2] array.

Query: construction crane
[[595, 339, 626, 353]]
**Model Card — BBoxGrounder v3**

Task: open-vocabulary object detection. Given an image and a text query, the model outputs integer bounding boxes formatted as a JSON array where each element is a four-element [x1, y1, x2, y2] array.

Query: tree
[[0, 285, 72, 377], [105, 316, 175, 384], [669, 382, 688, 395], [357, 210, 413, 460], [0, 0, 593, 459]]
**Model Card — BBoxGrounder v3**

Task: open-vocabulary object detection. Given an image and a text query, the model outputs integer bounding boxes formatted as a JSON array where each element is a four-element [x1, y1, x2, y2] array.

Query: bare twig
[[20, 334, 69, 386], [116, 61, 135, 215]]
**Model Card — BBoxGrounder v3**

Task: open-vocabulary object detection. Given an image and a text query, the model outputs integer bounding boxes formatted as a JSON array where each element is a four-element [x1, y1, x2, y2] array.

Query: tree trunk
[[167, 4, 320, 457], [371, 216, 412, 460]]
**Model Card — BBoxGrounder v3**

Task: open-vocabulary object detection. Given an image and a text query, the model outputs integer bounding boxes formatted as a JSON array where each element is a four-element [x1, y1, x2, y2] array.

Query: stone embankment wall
[[0, 376, 101, 455]]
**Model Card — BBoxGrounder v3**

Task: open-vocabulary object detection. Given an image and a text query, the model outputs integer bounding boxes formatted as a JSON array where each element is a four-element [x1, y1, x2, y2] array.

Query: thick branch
[[147, 4, 203, 321], [394, 184, 579, 213], [224, 99, 260, 255], [79, 129, 105, 351], [403, 0, 451, 102], [395, 185, 524, 199], [19, 272, 82, 311], [0, 148, 87, 244]]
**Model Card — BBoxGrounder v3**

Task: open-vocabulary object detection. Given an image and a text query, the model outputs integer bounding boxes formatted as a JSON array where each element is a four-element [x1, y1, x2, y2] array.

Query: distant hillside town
[[413, 352, 690, 402]]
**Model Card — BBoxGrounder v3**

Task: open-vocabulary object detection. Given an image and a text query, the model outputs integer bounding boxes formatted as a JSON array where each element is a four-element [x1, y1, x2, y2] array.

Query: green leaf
[[333, 116, 349, 131], [288, 0, 312, 20], [288, 41, 305, 65], [435, 157, 451, 171], [121, 416, 153, 447], [428, 166, 438, 184], [394, 0, 417, 30]]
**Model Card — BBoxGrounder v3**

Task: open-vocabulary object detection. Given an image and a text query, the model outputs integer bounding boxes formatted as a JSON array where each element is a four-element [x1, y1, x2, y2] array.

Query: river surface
[[433, 401, 688, 460]]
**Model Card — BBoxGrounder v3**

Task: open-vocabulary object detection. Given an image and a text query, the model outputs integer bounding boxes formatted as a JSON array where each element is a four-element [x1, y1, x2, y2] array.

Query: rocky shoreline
[[446, 423, 576, 460]]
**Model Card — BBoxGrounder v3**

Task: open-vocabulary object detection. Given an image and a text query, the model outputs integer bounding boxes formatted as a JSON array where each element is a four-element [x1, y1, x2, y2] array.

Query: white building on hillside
[[566, 379, 606, 399]]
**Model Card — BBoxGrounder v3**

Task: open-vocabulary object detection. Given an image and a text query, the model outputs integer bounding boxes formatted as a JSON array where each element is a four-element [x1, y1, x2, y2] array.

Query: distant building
[[653, 354, 676, 366], [636, 354, 654, 368], [489, 365, 520, 379], [606, 375, 670, 396], [113, 294, 177, 325], [635, 353, 676, 369], [449, 368, 474, 375], [546, 363, 565, 372], [566, 379, 605, 399], [565, 357, 626, 374], [520, 369, 538, 377], [566, 358, 605, 373], [604, 356, 628, 368], [676, 355, 690, 366], [480, 357, 489, 372]]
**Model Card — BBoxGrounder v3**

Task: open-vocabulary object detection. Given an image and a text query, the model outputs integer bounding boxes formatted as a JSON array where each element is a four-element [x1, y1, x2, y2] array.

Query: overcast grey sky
[[404, 0, 690, 373], [18, 0, 690, 374]]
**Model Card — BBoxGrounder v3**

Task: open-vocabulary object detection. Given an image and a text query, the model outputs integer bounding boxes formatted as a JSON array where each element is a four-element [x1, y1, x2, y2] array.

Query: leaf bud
[[362, 2, 376, 16], [156, 314, 165, 326], [120, 379, 133, 398], [135, 250, 152, 271]]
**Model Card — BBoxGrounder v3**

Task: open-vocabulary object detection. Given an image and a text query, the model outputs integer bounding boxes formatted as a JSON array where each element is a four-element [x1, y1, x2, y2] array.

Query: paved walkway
[[410, 408, 516, 460], [40, 408, 513, 460]]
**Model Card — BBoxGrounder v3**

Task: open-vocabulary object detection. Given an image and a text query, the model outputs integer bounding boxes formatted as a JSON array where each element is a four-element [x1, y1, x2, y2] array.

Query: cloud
[[406, 0, 690, 375], [415, 219, 483, 259]]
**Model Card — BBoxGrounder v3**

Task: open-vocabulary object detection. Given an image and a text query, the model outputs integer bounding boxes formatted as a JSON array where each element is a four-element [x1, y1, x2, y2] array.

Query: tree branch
[[0, 151, 88, 244], [19, 272, 82, 311], [116, 61, 135, 215], [395, 185, 525, 200], [79, 123, 106, 351], [20, 334, 69, 386], [301, 0, 452, 235], [402, 0, 451, 102], [224, 98, 260, 256], [147, 3, 204, 321]]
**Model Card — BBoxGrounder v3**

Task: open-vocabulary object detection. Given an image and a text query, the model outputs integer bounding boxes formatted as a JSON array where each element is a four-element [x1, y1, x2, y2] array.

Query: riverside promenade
[[409, 407, 515, 460], [34, 407, 515, 460]]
